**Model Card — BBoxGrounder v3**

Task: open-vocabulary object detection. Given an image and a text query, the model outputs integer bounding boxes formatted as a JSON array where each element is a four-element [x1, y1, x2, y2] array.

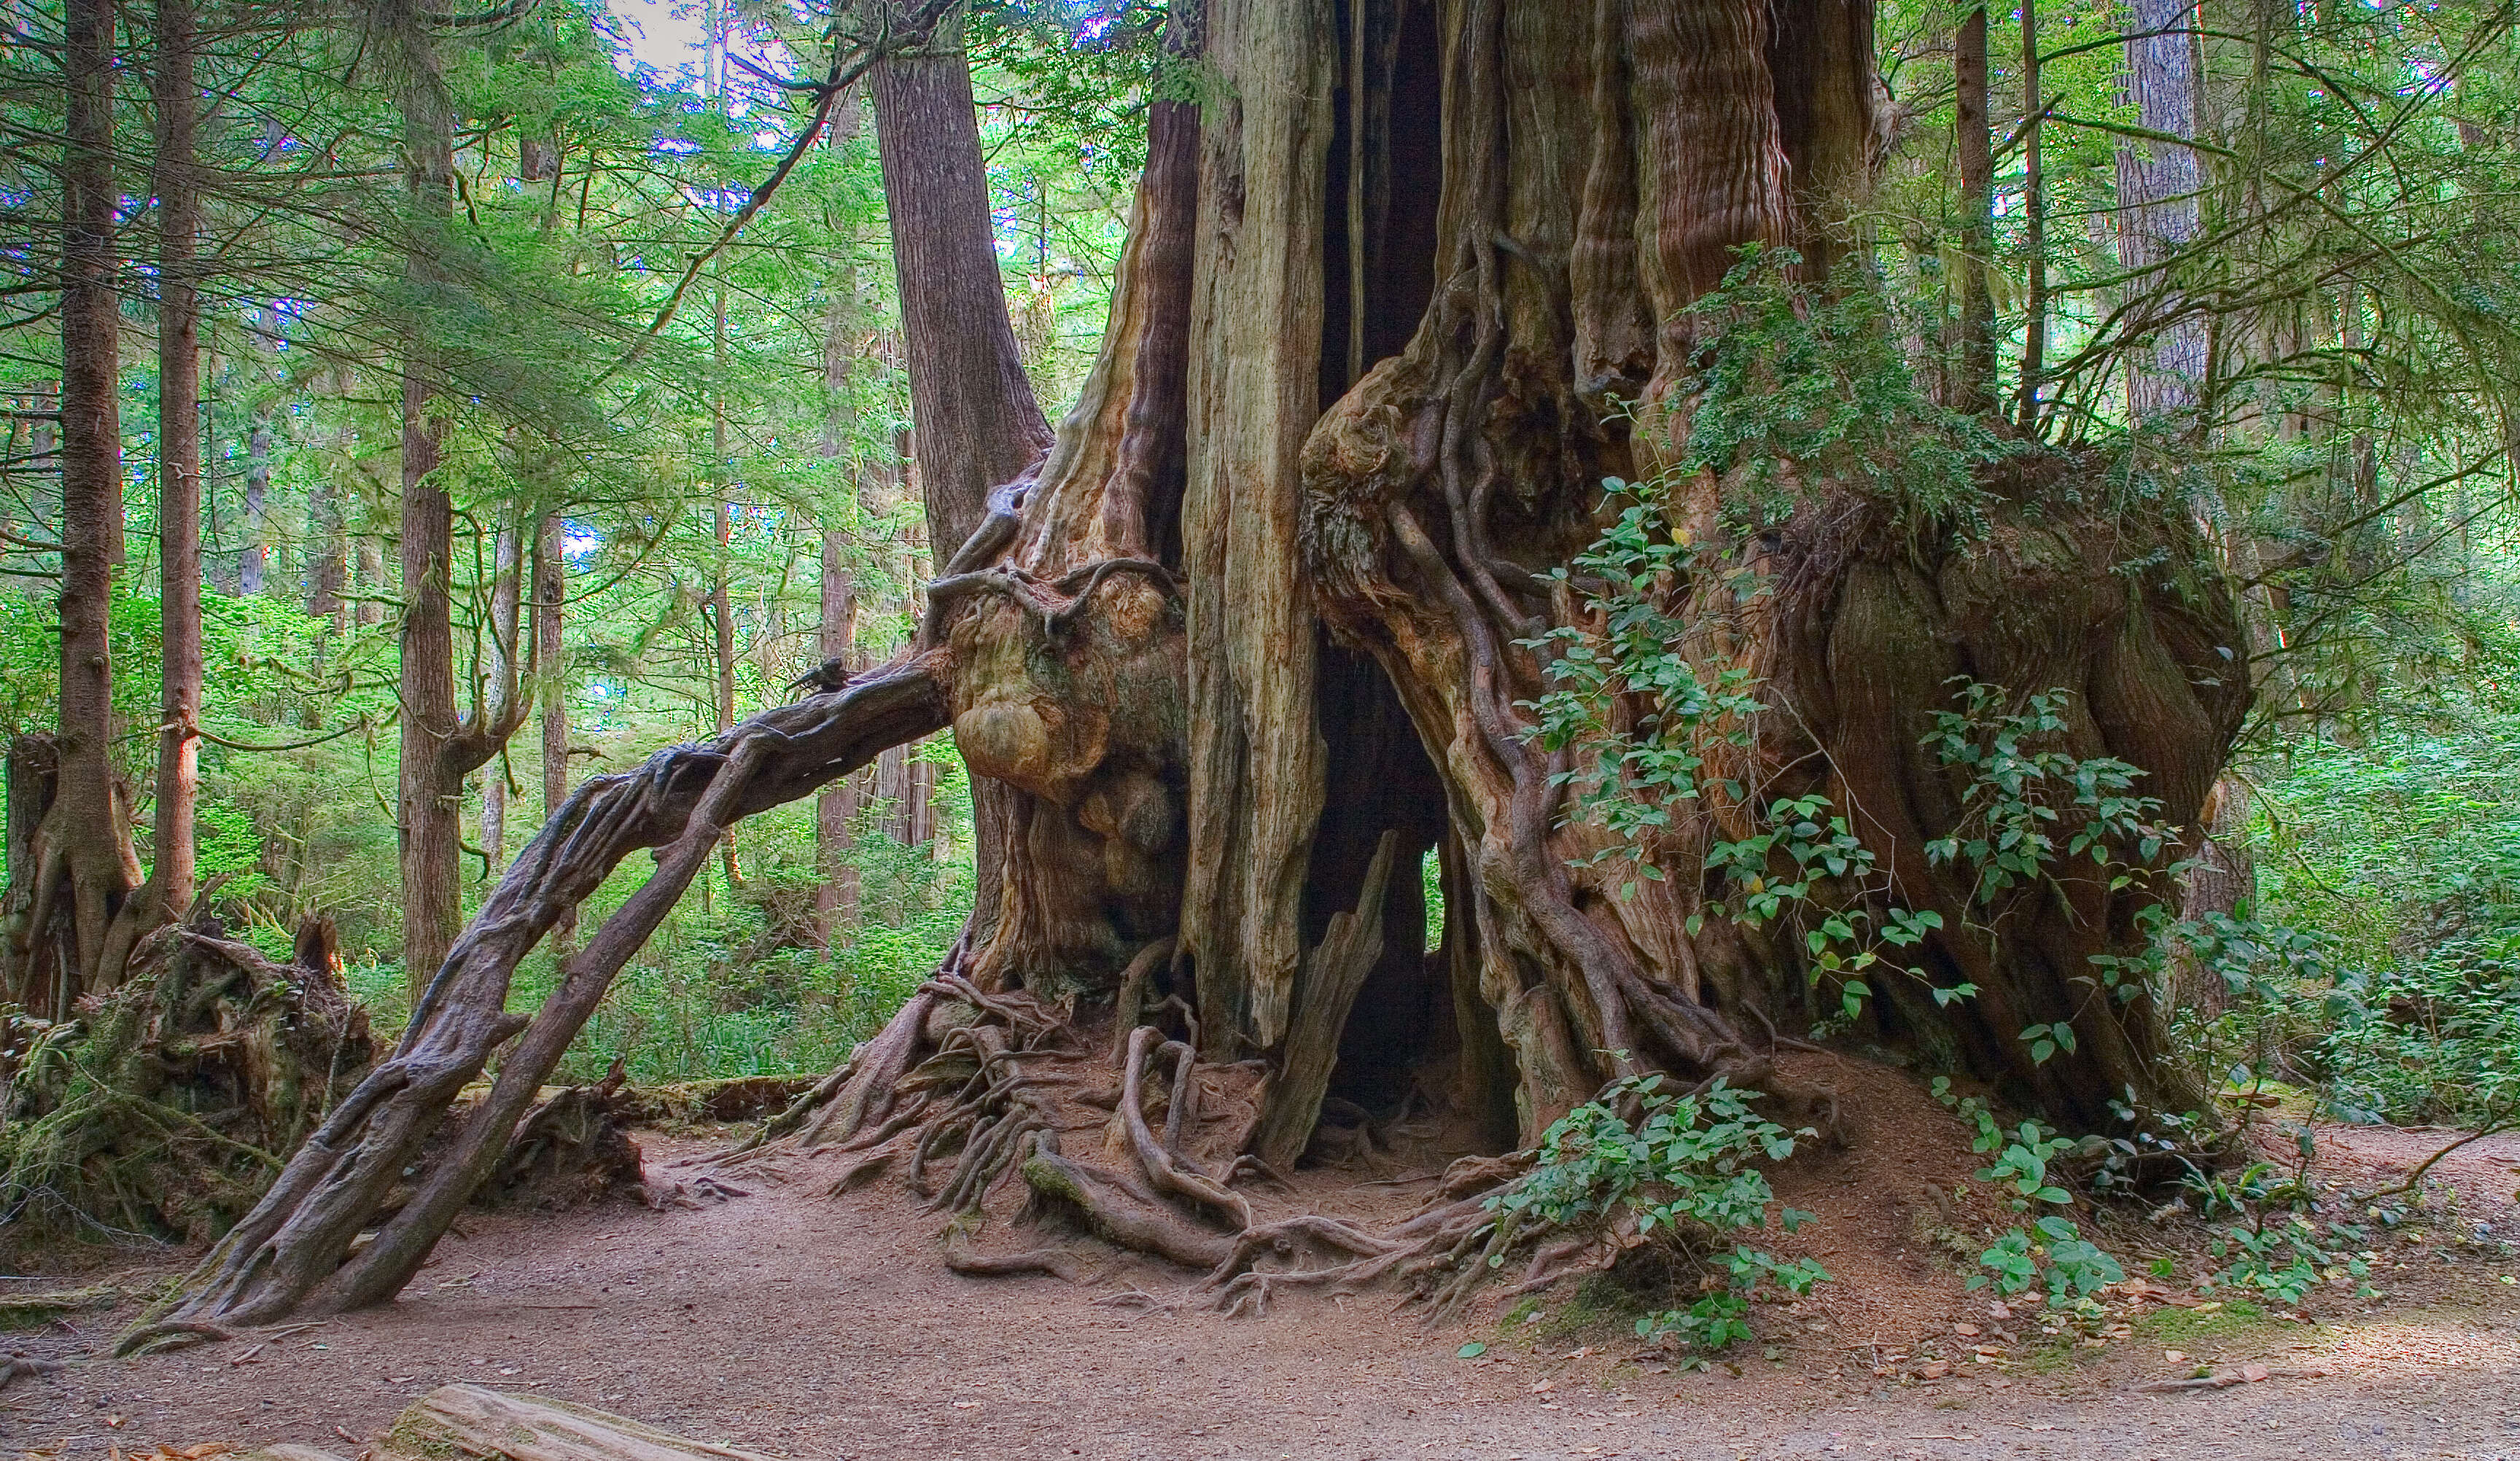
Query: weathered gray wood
[[1251, 830, 1400, 1170], [1178, 0, 1339, 1057], [373, 1385, 779, 1461]]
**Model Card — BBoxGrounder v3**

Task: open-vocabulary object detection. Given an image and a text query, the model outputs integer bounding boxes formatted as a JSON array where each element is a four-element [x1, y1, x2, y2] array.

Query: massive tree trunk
[[144, 0, 2244, 1333]]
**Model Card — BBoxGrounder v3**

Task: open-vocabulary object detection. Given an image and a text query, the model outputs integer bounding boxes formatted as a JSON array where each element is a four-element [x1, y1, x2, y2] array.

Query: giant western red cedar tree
[[144, 0, 2242, 1333]]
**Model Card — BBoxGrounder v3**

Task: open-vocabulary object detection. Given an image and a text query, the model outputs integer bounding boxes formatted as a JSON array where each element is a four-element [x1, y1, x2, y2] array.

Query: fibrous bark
[[391, 0, 530, 994], [2117, 0, 2207, 424], [132, 0, 204, 973], [1299, 0, 2240, 1132]]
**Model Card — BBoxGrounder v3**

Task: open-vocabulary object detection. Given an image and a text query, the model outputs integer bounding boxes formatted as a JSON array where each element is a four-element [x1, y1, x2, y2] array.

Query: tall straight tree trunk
[[391, 3, 526, 994], [480, 524, 522, 872], [52, 0, 143, 994], [2118, 0, 2206, 426], [107, 0, 205, 978], [710, 289, 741, 892], [397, 347, 462, 994], [1953, 2, 1995, 413], [306, 382, 348, 626], [814, 518, 860, 938], [239, 409, 270, 593], [814, 274, 863, 941], [355, 537, 384, 626], [534, 512, 572, 954], [870, 7, 1054, 946], [2017, 0, 2047, 430]]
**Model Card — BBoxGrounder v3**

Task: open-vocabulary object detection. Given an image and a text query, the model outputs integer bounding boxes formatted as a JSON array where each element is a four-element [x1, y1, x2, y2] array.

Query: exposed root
[[112, 1318, 236, 1357], [1020, 1136, 1236, 1269], [1092, 1287, 1178, 1317], [940, 1238, 1086, 1282], [0, 1355, 64, 1390], [740, 965, 1775, 1333]]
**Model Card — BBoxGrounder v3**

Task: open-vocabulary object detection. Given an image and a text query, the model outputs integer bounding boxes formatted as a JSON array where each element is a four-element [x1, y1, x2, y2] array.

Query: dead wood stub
[[1251, 830, 1399, 1171]]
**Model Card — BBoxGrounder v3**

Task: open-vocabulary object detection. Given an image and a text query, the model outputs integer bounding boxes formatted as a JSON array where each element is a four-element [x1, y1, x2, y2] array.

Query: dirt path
[[5, 1124, 2517, 1461]]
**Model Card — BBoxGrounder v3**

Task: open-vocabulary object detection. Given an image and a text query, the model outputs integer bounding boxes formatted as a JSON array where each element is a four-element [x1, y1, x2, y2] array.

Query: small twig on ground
[[1093, 1287, 1178, 1315], [2139, 1363, 2333, 1392], [2352, 1105, 2519, 1204]]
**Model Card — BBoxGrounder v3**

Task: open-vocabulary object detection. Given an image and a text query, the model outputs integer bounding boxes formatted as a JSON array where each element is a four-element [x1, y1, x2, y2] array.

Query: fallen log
[[370, 1384, 781, 1461]]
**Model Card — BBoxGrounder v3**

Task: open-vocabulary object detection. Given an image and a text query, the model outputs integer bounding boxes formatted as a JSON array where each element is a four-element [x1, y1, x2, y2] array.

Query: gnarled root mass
[[1, 916, 373, 1256], [728, 974, 1631, 1325]]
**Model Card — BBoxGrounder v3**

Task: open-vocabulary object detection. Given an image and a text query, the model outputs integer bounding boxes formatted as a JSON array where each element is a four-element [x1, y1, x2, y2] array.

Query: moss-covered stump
[[0, 919, 374, 1253]]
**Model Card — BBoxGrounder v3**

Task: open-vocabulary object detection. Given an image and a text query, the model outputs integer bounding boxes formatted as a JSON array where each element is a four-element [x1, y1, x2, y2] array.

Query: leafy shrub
[[1493, 1073, 1824, 1355], [1933, 1078, 2127, 1306]]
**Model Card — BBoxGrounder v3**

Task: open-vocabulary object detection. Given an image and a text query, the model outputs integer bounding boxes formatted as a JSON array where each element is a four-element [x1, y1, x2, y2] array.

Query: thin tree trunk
[[132, 0, 203, 965], [814, 272, 863, 940], [2016, 0, 2047, 431], [871, 7, 1054, 944], [481, 525, 522, 873], [394, 15, 525, 994], [307, 454, 347, 626], [239, 410, 270, 593], [1954, 2, 1995, 413], [355, 536, 384, 626], [711, 288, 742, 892], [814, 520, 860, 940], [397, 351, 462, 995], [55, 0, 143, 993], [533, 512, 572, 955]]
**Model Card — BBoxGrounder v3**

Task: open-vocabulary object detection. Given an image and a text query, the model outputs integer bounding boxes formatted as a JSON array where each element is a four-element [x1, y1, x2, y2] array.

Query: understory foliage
[[2217, 718, 2520, 1130], [1494, 1075, 1823, 1357]]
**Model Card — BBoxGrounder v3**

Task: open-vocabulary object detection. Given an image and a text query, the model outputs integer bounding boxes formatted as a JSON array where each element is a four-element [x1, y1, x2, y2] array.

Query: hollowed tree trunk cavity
[[144, 0, 2243, 1331]]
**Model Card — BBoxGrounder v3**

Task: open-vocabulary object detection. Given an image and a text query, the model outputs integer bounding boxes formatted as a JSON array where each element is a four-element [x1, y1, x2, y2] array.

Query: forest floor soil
[[5, 1057, 2518, 1460]]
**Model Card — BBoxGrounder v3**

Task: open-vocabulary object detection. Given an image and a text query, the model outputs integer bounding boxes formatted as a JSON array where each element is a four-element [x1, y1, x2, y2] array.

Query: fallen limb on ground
[[2139, 1363, 2337, 1392], [368, 1384, 782, 1461], [0, 1355, 63, 1390]]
